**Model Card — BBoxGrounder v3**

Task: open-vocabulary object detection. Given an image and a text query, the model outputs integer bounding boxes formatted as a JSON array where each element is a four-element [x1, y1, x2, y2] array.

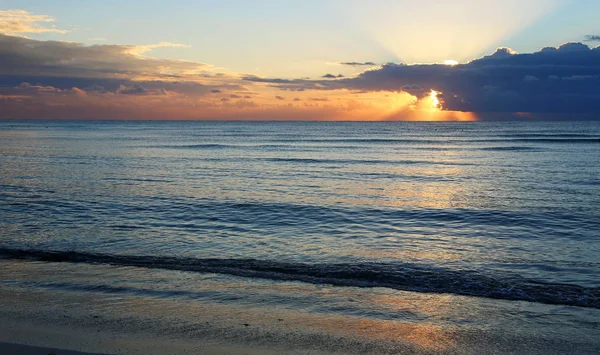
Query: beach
[[0, 343, 103, 355], [1, 258, 600, 354]]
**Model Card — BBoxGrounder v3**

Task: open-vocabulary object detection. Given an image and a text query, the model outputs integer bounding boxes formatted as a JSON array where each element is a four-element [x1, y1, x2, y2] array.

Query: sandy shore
[[2, 262, 599, 355], [0, 341, 269, 355], [0, 317, 294, 355]]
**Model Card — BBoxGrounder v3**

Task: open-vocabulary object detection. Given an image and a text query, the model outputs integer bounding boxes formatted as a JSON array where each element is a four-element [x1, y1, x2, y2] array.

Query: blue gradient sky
[[4, 0, 599, 76]]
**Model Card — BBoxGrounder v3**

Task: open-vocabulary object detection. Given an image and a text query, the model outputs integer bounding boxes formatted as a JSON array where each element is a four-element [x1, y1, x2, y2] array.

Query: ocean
[[1, 120, 599, 354]]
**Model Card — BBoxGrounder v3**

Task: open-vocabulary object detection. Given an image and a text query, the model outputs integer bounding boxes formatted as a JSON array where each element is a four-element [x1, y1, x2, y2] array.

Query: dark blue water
[[1, 120, 600, 353]]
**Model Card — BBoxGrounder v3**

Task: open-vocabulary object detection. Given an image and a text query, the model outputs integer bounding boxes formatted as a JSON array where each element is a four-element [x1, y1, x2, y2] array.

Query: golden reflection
[[400, 166, 463, 177], [347, 319, 457, 352], [342, 245, 465, 263], [369, 293, 458, 319], [391, 183, 465, 209]]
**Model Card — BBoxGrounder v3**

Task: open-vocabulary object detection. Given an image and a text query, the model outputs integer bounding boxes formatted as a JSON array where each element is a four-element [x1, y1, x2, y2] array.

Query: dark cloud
[[117, 84, 147, 95], [0, 34, 245, 98], [241, 76, 298, 84], [258, 43, 600, 114], [0, 34, 206, 79], [242, 76, 318, 91], [116, 84, 170, 96], [339, 61, 376, 66], [401, 84, 424, 95], [322, 73, 345, 79], [275, 96, 285, 100], [584, 35, 600, 42], [14, 82, 62, 93]]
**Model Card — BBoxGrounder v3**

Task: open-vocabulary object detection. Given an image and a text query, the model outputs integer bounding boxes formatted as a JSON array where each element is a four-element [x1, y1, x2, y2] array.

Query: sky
[[1, 0, 600, 120]]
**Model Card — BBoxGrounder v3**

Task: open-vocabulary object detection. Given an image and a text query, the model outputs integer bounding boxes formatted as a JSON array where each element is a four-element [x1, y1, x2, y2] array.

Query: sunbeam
[[335, 0, 563, 64]]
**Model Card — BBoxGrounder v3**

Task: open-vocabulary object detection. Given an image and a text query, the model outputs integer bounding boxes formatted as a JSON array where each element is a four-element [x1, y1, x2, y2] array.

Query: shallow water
[[1, 120, 600, 353]]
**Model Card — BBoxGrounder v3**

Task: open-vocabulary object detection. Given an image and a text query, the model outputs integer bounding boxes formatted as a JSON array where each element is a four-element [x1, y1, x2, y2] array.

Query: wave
[[509, 138, 600, 144], [1, 248, 598, 309], [148, 138, 599, 150], [261, 157, 472, 166], [102, 177, 173, 183], [266, 138, 600, 144], [154, 144, 376, 151], [480, 146, 543, 151], [498, 133, 599, 138], [156, 144, 234, 149]]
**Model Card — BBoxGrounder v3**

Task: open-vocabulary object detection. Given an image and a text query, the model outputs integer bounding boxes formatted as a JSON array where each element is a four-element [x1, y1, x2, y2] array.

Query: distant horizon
[[2, 117, 599, 123]]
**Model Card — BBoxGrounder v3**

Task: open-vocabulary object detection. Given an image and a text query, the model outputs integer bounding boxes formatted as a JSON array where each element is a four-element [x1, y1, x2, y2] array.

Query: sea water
[[1, 120, 599, 353]]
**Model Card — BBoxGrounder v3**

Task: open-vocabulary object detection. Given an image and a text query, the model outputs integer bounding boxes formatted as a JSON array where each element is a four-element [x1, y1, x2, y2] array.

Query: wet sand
[[0, 342, 104, 355], [0, 316, 298, 355]]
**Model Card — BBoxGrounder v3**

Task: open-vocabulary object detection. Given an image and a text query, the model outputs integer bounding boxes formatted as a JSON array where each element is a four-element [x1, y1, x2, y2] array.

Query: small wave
[[262, 158, 473, 166], [499, 133, 599, 138], [263, 157, 403, 165], [149, 138, 599, 149], [469, 138, 600, 144], [263, 137, 600, 145], [157, 144, 235, 149], [511, 138, 600, 144], [480, 146, 543, 151], [1, 248, 598, 309], [269, 138, 443, 144], [102, 177, 173, 183]]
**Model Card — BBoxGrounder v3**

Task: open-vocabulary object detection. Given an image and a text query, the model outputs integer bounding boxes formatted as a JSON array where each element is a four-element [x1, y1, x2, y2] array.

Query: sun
[[443, 60, 459, 66], [429, 90, 441, 110]]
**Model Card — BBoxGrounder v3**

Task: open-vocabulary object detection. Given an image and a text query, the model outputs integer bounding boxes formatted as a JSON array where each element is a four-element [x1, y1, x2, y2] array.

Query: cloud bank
[[249, 43, 600, 115]]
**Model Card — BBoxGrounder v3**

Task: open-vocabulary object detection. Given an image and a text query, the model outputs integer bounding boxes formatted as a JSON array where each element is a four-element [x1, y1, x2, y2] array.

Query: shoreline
[[2, 261, 600, 355]]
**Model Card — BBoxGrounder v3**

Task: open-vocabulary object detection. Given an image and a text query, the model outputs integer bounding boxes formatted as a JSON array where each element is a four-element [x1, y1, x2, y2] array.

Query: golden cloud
[[0, 9, 68, 35]]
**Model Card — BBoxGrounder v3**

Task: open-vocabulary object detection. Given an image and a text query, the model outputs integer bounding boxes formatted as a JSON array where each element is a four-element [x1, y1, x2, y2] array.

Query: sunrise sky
[[1, 0, 600, 120]]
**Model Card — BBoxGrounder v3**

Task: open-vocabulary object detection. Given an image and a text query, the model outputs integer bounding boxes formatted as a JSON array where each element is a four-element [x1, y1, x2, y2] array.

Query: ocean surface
[[1, 120, 600, 354]]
